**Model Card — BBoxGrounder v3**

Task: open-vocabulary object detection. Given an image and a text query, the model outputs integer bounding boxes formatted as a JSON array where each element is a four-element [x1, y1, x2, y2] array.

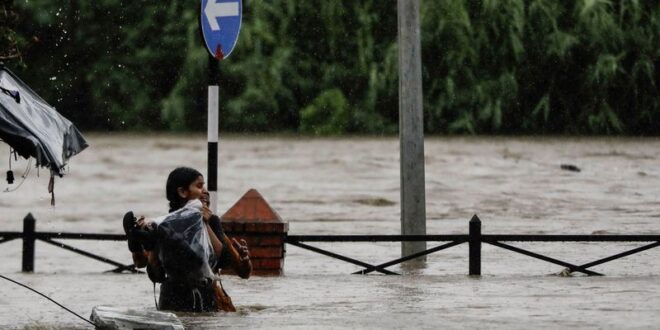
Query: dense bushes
[[422, 0, 659, 134], [5, 0, 659, 134], [0, 2, 21, 61]]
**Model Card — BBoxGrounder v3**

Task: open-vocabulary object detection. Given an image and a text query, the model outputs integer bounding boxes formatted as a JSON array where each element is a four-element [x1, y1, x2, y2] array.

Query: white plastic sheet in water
[[90, 305, 183, 330]]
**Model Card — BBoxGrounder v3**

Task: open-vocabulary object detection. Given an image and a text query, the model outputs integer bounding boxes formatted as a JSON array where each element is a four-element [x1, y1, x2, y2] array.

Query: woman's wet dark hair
[[166, 167, 203, 212]]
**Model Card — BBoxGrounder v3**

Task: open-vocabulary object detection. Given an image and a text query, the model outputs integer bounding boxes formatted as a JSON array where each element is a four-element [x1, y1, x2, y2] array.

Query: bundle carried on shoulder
[[153, 200, 236, 312], [156, 200, 216, 283]]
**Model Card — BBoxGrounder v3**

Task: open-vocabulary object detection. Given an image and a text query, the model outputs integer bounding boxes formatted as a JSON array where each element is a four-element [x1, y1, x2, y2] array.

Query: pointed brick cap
[[220, 189, 282, 223], [220, 189, 287, 276]]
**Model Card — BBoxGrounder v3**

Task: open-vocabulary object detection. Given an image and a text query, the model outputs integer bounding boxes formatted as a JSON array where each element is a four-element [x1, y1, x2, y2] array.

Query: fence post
[[469, 214, 481, 276], [22, 213, 36, 272]]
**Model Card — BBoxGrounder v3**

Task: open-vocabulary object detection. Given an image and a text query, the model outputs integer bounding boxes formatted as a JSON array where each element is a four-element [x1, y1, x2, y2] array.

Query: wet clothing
[[159, 278, 216, 312], [152, 214, 231, 312]]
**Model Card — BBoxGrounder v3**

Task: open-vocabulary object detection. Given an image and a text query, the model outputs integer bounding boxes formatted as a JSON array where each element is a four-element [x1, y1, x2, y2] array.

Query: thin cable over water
[[0, 273, 95, 326]]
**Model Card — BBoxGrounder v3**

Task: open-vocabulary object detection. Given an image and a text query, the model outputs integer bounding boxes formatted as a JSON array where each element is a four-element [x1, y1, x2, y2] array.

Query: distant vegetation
[[2, 0, 659, 134], [0, 1, 21, 61]]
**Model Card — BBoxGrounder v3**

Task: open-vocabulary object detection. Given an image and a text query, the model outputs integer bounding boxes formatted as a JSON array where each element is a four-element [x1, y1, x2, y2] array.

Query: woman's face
[[179, 175, 205, 201]]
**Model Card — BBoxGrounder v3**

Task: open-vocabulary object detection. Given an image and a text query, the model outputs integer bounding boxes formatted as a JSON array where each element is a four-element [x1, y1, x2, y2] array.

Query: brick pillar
[[220, 189, 288, 276]]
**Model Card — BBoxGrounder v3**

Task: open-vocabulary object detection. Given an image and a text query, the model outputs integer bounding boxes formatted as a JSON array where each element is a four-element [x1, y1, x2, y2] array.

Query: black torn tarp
[[0, 66, 88, 177]]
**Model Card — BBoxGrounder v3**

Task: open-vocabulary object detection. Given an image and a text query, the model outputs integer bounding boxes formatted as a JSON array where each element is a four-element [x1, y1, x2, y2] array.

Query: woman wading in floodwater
[[123, 167, 251, 312]]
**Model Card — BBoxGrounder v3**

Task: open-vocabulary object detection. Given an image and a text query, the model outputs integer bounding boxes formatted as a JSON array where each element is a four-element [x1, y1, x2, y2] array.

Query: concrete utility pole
[[398, 0, 426, 260]]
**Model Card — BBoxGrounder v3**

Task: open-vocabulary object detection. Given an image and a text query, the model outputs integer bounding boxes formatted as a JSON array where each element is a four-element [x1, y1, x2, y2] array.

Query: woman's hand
[[232, 238, 250, 262], [202, 204, 213, 222], [227, 236, 252, 278], [200, 191, 210, 206], [200, 191, 213, 222], [135, 216, 146, 228]]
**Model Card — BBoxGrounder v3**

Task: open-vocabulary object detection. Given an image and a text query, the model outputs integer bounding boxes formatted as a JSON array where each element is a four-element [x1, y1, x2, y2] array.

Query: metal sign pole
[[207, 84, 219, 214], [207, 53, 220, 214], [201, 0, 242, 214]]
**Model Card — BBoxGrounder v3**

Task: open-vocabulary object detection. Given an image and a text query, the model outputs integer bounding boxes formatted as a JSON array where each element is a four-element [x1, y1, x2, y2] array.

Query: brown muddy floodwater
[[1, 134, 660, 329]]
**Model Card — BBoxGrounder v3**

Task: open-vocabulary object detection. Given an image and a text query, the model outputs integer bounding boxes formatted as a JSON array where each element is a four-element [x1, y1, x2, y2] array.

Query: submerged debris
[[90, 306, 183, 330], [560, 164, 581, 172], [354, 198, 396, 207], [556, 268, 574, 277]]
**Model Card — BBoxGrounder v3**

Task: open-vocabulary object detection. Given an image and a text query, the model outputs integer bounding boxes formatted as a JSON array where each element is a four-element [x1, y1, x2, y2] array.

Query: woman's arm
[[203, 206, 251, 278], [146, 247, 165, 283], [202, 204, 225, 258], [205, 222, 224, 257], [223, 234, 252, 279]]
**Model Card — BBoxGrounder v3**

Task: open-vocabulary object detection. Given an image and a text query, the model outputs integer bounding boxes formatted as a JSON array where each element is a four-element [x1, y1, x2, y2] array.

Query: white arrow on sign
[[205, 1, 239, 31]]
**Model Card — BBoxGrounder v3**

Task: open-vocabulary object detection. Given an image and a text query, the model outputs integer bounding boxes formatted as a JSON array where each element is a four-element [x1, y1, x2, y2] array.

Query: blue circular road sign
[[201, 0, 243, 60]]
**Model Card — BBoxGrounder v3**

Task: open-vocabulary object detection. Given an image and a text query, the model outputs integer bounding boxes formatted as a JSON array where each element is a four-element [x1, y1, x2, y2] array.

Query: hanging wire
[[6, 148, 14, 184], [0, 274, 95, 326], [3, 157, 32, 193]]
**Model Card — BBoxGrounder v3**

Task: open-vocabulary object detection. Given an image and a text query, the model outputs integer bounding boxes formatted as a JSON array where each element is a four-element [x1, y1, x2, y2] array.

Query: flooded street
[[1, 134, 660, 329]]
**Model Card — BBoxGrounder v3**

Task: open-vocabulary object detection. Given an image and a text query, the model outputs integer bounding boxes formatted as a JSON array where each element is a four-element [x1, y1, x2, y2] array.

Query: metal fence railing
[[2, 213, 659, 276], [1, 214, 137, 273], [286, 215, 660, 276]]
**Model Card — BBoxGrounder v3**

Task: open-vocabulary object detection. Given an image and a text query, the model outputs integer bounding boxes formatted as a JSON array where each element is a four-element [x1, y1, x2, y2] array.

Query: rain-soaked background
[[3, 1, 660, 329], [1, 135, 660, 329]]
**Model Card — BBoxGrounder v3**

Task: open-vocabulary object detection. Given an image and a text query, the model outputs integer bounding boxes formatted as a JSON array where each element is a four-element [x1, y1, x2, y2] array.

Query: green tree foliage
[[0, 0, 23, 62], [423, 0, 659, 134], [8, 0, 660, 134], [12, 1, 191, 130]]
